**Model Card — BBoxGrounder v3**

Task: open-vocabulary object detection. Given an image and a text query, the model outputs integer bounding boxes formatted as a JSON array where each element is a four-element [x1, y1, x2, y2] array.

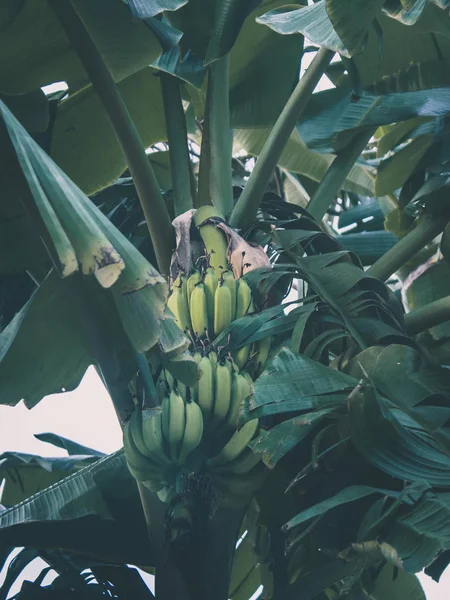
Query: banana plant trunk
[[139, 484, 245, 600]]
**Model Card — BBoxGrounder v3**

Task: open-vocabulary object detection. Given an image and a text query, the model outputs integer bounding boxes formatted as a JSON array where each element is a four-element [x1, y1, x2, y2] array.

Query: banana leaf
[[0, 451, 154, 567], [0, 451, 99, 507], [234, 128, 375, 196], [348, 344, 450, 455], [336, 231, 398, 265], [250, 348, 355, 413], [33, 433, 105, 457], [296, 86, 450, 154], [347, 381, 450, 486], [127, 0, 187, 18], [251, 409, 335, 468], [325, 0, 385, 57]]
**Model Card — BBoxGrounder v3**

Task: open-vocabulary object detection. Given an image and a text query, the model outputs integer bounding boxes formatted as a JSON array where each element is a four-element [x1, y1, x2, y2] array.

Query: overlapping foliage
[[2, 0, 450, 599]]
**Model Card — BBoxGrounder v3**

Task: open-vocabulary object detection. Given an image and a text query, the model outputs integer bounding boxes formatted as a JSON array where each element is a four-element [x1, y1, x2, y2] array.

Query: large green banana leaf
[[0, 451, 154, 567], [0, 0, 162, 95], [296, 86, 450, 153], [0, 0, 306, 195], [0, 448, 99, 507], [258, 0, 450, 93], [234, 128, 375, 196]]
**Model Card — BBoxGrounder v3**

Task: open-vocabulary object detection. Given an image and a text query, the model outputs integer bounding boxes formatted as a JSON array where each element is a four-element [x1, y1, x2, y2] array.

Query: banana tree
[[2, 0, 450, 599]]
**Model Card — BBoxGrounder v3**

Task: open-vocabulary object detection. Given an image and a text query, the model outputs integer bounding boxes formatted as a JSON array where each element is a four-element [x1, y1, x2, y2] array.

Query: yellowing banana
[[178, 401, 204, 463], [204, 266, 217, 334], [236, 278, 254, 318], [232, 344, 251, 370], [187, 270, 202, 304], [208, 418, 259, 467], [226, 371, 252, 431], [190, 283, 208, 337], [254, 336, 271, 378], [197, 355, 214, 418], [168, 276, 191, 331], [195, 207, 228, 276], [214, 280, 232, 336], [223, 270, 237, 320], [212, 363, 231, 425]]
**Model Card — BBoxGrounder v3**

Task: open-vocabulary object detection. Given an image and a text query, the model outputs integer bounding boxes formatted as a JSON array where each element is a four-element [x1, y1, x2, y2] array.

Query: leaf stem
[[230, 47, 334, 230], [405, 296, 450, 336], [307, 128, 376, 222], [197, 55, 233, 216], [161, 73, 193, 217], [49, 0, 173, 274], [367, 215, 449, 282]]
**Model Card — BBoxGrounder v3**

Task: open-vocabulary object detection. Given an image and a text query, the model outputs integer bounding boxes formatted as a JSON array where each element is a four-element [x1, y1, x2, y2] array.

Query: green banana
[[177, 381, 187, 401], [197, 355, 215, 418], [212, 362, 232, 425], [129, 409, 158, 461], [236, 278, 254, 318], [195, 207, 228, 276], [123, 419, 164, 478], [157, 485, 175, 504], [160, 369, 175, 392], [186, 270, 202, 305], [212, 465, 267, 508], [141, 479, 165, 493], [214, 280, 232, 337], [178, 400, 204, 463], [232, 344, 251, 370], [204, 266, 217, 334], [224, 356, 233, 374], [141, 409, 171, 466], [226, 371, 251, 431], [156, 377, 169, 403], [126, 461, 162, 485], [209, 350, 218, 373], [211, 447, 261, 475], [223, 270, 237, 320], [168, 275, 191, 331], [254, 336, 272, 378], [163, 390, 186, 460], [190, 283, 208, 337], [208, 418, 259, 467], [242, 371, 254, 387]]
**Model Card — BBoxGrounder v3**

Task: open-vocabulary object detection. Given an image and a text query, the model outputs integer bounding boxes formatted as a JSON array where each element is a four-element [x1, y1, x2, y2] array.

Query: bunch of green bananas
[[122, 391, 204, 493], [168, 268, 255, 342], [158, 354, 253, 433], [124, 206, 273, 513], [168, 205, 255, 342], [206, 418, 267, 508], [192, 351, 254, 432]]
